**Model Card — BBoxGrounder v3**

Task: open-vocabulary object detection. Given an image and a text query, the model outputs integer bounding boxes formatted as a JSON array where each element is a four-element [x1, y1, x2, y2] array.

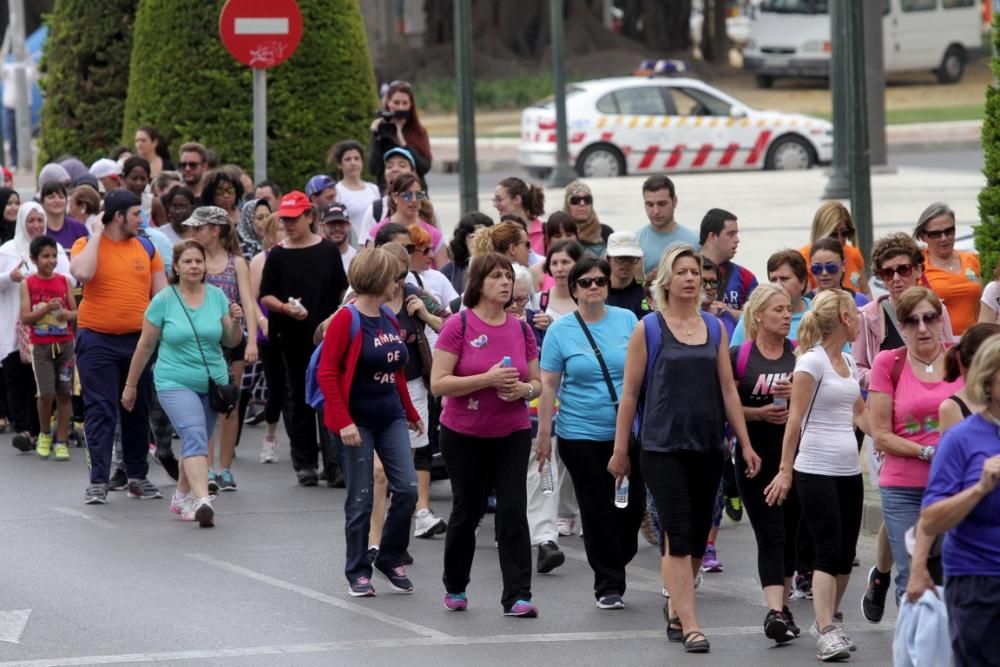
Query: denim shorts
[[157, 387, 216, 458]]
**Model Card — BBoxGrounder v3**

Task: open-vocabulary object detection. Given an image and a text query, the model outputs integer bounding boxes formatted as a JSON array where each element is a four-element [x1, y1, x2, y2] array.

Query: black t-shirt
[[730, 340, 797, 454], [394, 285, 424, 382], [259, 239, 348, 347], [348, 311, 407, 427], [880, 301, 904, 351], [607, 280, 648, 321]]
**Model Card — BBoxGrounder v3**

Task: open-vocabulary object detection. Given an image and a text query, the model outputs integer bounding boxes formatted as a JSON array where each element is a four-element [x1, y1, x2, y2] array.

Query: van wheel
[[755, 74, 774, 89], [576, 144, 626, 178], [764, 135, 815, 171], [937, 45, 965, 84]]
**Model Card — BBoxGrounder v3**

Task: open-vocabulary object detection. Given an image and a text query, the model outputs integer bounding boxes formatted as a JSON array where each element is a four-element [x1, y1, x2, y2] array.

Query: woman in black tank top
[[938, 323, 1000, 431]]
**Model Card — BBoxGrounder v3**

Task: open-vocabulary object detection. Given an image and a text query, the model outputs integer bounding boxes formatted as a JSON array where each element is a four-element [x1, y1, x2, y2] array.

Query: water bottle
[[772, 396, 787, 408], [614, 475, 630, 508], [501, 355, 512, 367], [540, 460, 555, 496]]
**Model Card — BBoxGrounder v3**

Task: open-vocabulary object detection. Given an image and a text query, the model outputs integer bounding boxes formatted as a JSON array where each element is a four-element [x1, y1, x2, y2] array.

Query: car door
[[889, 0, 943, 70], [594, 86, 672, 174], [662, 86, 742, 171]]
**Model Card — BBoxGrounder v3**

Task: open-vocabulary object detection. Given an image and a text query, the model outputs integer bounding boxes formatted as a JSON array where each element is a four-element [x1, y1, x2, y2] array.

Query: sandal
[[682, 630, 710, 653], [666, 614, 684, 643]]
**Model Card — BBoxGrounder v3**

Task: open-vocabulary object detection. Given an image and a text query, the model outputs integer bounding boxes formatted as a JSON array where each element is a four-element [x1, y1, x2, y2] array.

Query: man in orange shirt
[[71, 190, 167, 505]]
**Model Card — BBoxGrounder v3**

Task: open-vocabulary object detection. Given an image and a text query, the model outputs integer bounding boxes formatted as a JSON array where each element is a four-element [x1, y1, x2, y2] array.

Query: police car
[[519, 61, 832, 178]]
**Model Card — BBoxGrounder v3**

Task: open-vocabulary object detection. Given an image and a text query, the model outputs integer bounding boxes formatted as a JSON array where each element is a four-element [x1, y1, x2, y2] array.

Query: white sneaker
[[832, 612, 856, 651], [815, 627, 851, 662], [413, 508, 447, 538], [182, 496, 215, 528], [557, 517, 575, 536], [259, 435, 278, 463], [171, 492, 192, 518]]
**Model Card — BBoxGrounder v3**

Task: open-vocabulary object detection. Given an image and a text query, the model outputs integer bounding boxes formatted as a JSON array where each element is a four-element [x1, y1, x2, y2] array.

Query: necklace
[[667, 314, 699, 337], [909, 349, 942, 374]]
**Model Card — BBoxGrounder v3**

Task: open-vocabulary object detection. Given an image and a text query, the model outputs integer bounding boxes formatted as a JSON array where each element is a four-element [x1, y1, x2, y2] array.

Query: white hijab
[[0, 201, 47, 269]]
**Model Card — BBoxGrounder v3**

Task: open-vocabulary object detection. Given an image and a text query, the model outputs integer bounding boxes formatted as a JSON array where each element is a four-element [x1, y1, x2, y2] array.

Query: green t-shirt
[[145, 285, 231, 393]]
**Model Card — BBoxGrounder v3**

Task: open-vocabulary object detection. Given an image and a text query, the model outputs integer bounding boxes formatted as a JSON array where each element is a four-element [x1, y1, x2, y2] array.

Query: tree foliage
[[123, 0, 378, 192], [976, 14, 1000, 279], [37, 0, 139, 166]]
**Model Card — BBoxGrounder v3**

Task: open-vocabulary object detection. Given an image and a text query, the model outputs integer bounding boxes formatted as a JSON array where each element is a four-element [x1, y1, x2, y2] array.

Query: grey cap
[[182, 205, 230, 227]]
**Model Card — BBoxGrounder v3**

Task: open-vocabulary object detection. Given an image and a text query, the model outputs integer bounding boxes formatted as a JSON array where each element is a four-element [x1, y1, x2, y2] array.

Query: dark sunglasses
[[924, 226, 956, 240], [703, 279, 719, 289], [575, 276, 608, 289], [569, 195, 593, 206], [810, 262, 841, 276], [418, 246, 432, 256], [832, 227, 853, 239], [878, 263, 914, 282], [400, 191, 428, 202], [901, 311, 942, 328], [178, 161, 202, 170], [405, 243, 416, 255]]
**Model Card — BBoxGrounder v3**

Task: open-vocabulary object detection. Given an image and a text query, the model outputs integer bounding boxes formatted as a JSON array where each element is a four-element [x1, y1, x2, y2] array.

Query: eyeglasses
[[512, 295, 530, 305], [901, 311, 942, 328], [810, 262, 841, 276], [575, 276, 609, 289], [396, 271, 408, 282], [491, 196, 504, 205], [569, 195, 593, 206], [216, 186, 236, 195], [178, 162, 202, 170], [878, 263, 914, 282], [703, 279, 719, 289], [405, 243, 416, 255], [832, 227, 853, 239], [399, 191, 428, 202], [924, 226, 956, 240]]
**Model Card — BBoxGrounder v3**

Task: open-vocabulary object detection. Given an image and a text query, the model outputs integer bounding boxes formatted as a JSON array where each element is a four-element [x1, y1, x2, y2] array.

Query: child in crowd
[[19, 235, 77, 460]]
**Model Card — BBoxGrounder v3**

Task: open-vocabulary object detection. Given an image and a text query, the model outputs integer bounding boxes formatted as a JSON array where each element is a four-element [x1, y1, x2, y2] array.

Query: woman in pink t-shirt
[[493, 177, 546, 256], [430, 252, 541, 618], [367, 173, 446, 268], [868, 286, 962, 605]]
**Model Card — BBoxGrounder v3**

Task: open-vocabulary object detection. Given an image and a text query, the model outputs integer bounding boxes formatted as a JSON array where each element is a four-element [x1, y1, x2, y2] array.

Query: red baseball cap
[[276, 191, 313, 218]]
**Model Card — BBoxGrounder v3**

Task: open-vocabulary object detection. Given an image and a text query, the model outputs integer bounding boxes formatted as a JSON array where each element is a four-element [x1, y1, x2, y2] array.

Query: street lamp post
[[822, 0, 849, 200], [454, 0, 478, 214], [846, 0, 873, 264], [548, 0, 576, 187]]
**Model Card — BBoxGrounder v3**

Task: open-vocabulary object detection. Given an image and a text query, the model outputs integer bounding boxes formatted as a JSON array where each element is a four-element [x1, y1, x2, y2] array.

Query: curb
[[861, 500, 883, 534]]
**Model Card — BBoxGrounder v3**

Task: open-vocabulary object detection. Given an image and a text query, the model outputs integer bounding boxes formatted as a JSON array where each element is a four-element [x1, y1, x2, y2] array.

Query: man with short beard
[[322, 203, 356, 273]]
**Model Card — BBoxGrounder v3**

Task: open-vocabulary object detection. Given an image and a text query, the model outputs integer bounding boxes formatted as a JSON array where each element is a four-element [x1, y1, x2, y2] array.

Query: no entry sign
[[219, 0, 303, 69]]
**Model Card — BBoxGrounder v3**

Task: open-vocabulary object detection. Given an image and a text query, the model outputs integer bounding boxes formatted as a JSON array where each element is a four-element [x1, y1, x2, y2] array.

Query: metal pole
[[8, 0, 32, 173], [253, 68, 266, 182], [846, 0, 873, 266], [863, 0, 887, 167], [548, 0, 576, 187], [454, 0, 478, 215], [821, 0, 849, 199]]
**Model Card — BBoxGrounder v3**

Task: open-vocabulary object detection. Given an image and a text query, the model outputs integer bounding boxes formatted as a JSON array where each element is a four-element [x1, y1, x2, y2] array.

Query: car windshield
[[761, 0, 828, 13], [535, 86, 585, 109]]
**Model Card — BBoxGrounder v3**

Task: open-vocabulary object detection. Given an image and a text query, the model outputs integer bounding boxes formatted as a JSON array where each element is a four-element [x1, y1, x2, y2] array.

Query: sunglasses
[[399, 191, 428, 202], [831, 227, 853, 239], [924, 226, 956, 240], [405, 243, 416, 255], [810, 262, 841, 276], [703, 279, 719, 289], [178, 162, 202, 170], [396, 271, 408, 282], [878, 263, 914, 282], [418, 246, 432, 256], [901, 311, 942, 328], [216, 186, 236, 195], [569, 195, 593, 206], [575, 276, 609, 289]]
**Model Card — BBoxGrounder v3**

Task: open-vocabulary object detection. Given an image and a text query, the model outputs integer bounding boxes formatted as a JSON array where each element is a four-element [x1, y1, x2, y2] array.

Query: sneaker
[[207, 469, 220, 493], [367, 546, 379, 564], [126, 478, 163, 500], [36, 432, 53, 458], [84, 484, 108, 505], [414, 508, 447, 538], [695, 569, 703, 589], [192, 497, 215, 528], [783, 605, 801, 637], [504, 600, 538, 617], [53, 442, 70, 461], [326, 468, 345, 488], [153, 450, 180, 481], [297, 468, 319, 487], [11, 431, 34, 452], [444, 592, 468, 611], [218, 468, 237, 492], [108, 468, 128, 491], [640, 508, 659, 546], [832, 612, 856, 651], [259, 435, 278, 463], [725, 495, 743, 522], [348, 577, 376, 597], [373, 560, 414, 593], [536, 541, 565, 574], [861, 566, 890, 624], [816, 626, 851, 662], [794, 571, 814, 600], [557, 517, 575, 536], [701, 544, 723, 573], [171, 492, 191, 516], [597, 594, 625, 610], [764, 608, 795, 644]]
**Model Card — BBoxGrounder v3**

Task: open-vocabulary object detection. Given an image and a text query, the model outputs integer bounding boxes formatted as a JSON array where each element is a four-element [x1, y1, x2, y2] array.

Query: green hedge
[[37, 0, 139, 167], [977, 13, 1000, 281], [122, 0, 378, 193]]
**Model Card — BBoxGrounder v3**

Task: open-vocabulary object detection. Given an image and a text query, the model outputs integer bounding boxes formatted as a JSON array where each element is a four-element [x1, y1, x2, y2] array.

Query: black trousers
[[2, 350, 39, 435], [278, 340, 322, 472], [642, 448, 725, 558], [736, 443, 799, 587], [441, 425, 532, 611], [946, 575, 1000, 667], [795, 471, 863, 576], [560, 437, 645, 599]]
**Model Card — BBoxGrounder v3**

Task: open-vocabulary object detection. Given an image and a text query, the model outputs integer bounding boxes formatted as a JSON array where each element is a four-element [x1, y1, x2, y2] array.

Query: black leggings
[[795, 471, 863, 576], [259, 341, 288, 426], [642, 448, 725, 558], [2, 350, 39, 435]]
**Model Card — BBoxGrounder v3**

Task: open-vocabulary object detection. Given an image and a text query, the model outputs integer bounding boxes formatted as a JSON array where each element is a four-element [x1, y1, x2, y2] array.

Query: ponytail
[[523, 184, 545, 219], [795, 289, 854, 355], [796, 310, 822, 355], [946, 322, 1000, 381], [943, 345, 962, 382]]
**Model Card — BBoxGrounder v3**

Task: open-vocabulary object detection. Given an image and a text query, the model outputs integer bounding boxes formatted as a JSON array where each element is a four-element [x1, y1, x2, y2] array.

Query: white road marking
[[0, 610, 30, 644], [184, 553, 448, 639], [48, 507, 116, 529], [233, 18, 289, 35]]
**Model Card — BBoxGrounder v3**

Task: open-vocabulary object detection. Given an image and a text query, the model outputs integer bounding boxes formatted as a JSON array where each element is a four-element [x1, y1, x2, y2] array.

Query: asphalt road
[[0, 428, 898, 666]]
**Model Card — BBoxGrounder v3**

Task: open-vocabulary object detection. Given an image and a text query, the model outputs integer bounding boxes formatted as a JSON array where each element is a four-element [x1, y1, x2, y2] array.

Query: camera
[[377, 111, 397, 139]]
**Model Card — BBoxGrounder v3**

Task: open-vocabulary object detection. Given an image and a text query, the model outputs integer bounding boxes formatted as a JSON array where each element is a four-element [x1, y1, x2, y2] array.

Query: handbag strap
[[574, 311, 618, 404], [171, 286, 213, 382]]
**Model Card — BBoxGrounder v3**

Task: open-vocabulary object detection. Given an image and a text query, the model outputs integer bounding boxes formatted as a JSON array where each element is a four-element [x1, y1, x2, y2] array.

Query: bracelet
[[125, 382, 137, 388], [525, 383, 536, 400]]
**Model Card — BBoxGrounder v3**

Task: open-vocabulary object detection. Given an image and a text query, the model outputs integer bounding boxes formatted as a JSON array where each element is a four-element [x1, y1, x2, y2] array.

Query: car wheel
[[755, 74, 774, 89], [936, 45, 964, 84], [576, 144, 626, 178], [764, 135, 815, 171]]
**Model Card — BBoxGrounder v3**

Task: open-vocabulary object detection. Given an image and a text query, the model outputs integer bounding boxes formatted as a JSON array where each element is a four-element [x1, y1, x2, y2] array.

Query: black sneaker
[[795, 571, 814, 599], [126, 478, 163, 500], [536, 541, 565, 574], [783, 605, 801, 637], [326, 469, 345, 488], [154, 450, 180, 481], [297, 468, 319, 487], [367, 547, 379, 564], [861, 566, 890, 623], [108, 468, 128, 491], [764, 608, 795, 644], [373, 559, 414, 593], [84, 484, 108, 505], [11, 432, 34, 452], [724, 495, 743, 522]]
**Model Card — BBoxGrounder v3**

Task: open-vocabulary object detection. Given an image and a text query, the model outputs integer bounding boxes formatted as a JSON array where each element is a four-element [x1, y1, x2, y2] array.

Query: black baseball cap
[[322, 203, 350, 224], [102, 190, 141, 223]]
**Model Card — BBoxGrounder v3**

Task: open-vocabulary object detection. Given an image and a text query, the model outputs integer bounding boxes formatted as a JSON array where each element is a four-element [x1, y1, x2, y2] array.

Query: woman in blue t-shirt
[[537, 255, 640, 611], [122, 240, 243, 528]]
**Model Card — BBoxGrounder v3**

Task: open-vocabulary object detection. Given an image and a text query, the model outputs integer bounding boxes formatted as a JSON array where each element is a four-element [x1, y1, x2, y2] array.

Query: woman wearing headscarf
[[562, 180, 613, 258], [0, 187, 20, 244], [237, 198, 270, 263]]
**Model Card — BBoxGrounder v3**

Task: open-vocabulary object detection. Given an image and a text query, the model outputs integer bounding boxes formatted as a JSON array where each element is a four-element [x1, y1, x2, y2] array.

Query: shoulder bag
[[171, 287, 240, 415]]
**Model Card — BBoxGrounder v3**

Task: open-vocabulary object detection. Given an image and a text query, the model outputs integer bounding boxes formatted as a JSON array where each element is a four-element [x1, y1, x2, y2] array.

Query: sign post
[[219, 0, 303, 182]]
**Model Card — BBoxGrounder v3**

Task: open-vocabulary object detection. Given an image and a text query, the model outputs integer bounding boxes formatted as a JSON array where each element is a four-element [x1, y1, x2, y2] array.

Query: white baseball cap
[[89, 158, 119, 180], [605, 231, 643, 258]]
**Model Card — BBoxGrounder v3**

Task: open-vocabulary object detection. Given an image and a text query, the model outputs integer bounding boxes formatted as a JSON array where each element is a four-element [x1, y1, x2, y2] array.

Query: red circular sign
[[219, 0, 303, 69]]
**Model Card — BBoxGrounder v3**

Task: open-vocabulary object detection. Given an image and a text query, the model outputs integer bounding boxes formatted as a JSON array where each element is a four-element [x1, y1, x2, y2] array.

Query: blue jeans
[[880, 486, 925, 604], [158, 388, 216, 458], [332, 419, 416, 583]]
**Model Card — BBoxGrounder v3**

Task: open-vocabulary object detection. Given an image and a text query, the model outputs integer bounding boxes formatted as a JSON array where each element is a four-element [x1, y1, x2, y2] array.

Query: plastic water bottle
[[501, 355, 512, 367], [540, 460, 555, 496], [614, 476, 630, 508], [772, 396, 788, 408]]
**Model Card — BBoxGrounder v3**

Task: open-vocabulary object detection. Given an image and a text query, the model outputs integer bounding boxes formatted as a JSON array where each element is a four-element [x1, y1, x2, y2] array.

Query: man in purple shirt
[[40, 181, 89, 250]]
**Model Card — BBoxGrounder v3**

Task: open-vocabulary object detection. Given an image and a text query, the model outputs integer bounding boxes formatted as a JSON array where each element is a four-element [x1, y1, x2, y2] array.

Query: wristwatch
[[919, 446, 935, 461], [525, 383, 536, 400]]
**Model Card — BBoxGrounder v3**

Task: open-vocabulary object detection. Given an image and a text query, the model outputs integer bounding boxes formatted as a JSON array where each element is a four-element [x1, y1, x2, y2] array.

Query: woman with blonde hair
[[562, 180, 613, 257], [471, 221, 531, 268], [764, 289, 865, 661], [608, 243, 758, 654], [800, 201, 870, 297]]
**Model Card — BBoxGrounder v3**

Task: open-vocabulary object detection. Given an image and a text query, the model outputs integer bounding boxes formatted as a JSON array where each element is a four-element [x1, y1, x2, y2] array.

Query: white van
[[743, 0, 982, 87]]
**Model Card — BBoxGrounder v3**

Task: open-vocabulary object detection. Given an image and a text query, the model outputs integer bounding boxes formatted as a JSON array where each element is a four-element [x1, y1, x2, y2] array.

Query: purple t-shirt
[[47, 217, 89, 251], [923, 414, 1000, 576], [435, 309, 538, 438]]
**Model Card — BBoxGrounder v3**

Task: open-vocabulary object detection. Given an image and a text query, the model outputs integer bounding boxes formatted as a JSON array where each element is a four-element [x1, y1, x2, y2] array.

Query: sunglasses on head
[[810, 262, 841, 276], [178, 162, 202, 170], [569, 195, 593, 206], [575, 276, 608, 289], [901, 311, 941, 328], [400, 191, 427, 202], [924, 226, 956, 240], [878, 263, 914, 282]]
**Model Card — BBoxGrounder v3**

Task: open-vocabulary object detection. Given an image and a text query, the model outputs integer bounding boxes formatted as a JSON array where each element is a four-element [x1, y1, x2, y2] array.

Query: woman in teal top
[[536, 254, 642, 610], [122, 239, 243, 527]]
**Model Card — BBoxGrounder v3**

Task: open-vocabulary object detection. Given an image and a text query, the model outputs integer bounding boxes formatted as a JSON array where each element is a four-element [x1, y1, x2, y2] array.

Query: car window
[[596, 92, 618, 114], [610, 87, 668, 115], [901, 0, 937, 11], [668, 88, 733, 117]]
